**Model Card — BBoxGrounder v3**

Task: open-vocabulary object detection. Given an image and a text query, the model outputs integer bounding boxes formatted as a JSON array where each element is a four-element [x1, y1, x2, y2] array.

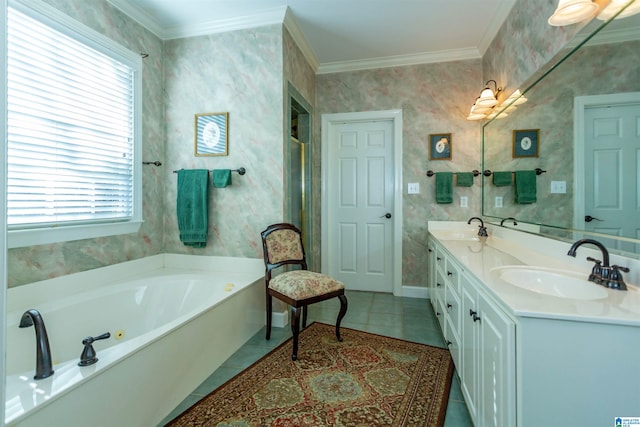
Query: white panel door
[[327, 119, 394, 292], [584, 103, 640, 252]]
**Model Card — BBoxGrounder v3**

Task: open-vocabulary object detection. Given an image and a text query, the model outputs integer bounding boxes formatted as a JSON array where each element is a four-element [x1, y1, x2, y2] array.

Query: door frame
[[573, 91, 640, 231], [321, 109, 403, 296]]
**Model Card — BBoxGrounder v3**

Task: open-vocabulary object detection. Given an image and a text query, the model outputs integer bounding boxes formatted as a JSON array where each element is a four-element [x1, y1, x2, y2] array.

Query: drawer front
[[445, 287, 461, 338], [445, 258, 461, 298]]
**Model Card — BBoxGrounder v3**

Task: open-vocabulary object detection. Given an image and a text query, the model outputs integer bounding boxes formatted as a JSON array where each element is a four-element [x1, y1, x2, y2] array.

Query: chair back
[[261, 223, 308, 278]]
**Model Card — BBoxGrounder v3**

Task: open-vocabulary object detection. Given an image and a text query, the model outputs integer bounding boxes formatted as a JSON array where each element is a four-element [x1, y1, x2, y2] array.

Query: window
[[7, 0, 142, 248]]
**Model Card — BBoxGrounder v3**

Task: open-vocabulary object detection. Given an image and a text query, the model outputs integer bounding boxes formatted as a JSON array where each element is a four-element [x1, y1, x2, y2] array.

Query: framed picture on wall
[[195, 112, 229, 156], [429, 133, 452, 160], [513, 129, 539, 158]]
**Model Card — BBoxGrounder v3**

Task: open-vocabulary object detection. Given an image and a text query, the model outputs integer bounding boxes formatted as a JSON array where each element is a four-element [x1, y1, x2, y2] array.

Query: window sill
[[8, 220, 143, 249]]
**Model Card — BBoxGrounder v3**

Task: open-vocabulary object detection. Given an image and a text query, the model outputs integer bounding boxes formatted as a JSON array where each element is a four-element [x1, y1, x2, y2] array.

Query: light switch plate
[[408, 182, 420, 194], [495, 196, 503, 208], [550, 181, 566, 194], [460, 196, 468, 208]]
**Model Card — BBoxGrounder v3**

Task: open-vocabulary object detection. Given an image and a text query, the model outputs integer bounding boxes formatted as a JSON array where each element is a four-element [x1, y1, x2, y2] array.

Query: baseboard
[[272, 309, 288, 328], [402, 285, 428, 299]]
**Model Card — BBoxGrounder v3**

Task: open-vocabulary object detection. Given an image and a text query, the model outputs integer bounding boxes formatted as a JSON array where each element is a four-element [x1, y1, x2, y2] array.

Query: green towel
[[456, 172, 474, 187], [212, 169, 232, 188], [493, 171, 512, 187], [514, 170, 537, 204], [435, 172, 453, 204], [177, 169, 209, 247]]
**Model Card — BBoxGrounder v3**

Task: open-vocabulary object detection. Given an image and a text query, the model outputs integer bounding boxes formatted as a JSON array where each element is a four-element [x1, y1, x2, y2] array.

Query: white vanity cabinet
[[429, 237, 516, 427], [428, 223, 640, 426], [461, 270, 515, 427]]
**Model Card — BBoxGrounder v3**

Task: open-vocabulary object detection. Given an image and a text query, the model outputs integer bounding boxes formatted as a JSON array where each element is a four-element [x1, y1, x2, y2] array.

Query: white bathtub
[[5, 254, 266, 427]]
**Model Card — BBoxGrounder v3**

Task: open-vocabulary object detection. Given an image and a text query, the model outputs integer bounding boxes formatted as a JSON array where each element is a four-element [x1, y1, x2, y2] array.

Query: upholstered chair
[[260, 223, 348, 360]]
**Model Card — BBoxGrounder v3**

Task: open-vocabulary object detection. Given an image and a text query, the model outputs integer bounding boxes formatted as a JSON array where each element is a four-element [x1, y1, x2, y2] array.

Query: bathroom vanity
[[427, 221, 640, 427]]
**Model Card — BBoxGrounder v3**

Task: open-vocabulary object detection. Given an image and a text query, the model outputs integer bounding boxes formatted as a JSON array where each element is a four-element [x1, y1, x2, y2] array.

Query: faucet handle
[[611, 264, 630, 273], [607, 265, 629, 291], [78, 332, 111, 367], [605, 266, 628, 291], [586, 257, 603, 284]]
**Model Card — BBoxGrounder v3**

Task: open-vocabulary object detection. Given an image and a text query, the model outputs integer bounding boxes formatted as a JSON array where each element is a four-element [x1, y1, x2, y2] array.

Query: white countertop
[[428, 221, 640, 327]]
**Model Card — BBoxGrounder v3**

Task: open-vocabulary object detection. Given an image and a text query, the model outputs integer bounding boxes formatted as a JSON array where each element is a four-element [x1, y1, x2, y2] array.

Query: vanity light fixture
[[548, 0, 600, 26], [476, 80, 502, 107], [467, 83, 525, 121], [505, 89, 527, 106], [598, 0, 640, 19]]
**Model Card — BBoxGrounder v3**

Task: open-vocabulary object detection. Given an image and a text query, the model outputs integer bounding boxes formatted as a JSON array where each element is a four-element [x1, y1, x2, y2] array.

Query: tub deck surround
[[428, 221, 640, 326], [5, 255, 266, 427]]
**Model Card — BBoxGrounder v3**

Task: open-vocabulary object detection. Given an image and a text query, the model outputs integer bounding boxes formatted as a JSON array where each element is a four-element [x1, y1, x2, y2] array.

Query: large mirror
[[482, 5, 640, 257]]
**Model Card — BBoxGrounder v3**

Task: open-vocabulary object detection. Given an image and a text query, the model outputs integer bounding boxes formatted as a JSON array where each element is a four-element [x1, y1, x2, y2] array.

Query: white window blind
[[7, 2, 142, 246]]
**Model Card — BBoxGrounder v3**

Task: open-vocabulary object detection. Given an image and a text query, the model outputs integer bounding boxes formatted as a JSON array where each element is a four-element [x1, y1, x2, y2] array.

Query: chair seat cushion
[[269, 270, 344, 300]]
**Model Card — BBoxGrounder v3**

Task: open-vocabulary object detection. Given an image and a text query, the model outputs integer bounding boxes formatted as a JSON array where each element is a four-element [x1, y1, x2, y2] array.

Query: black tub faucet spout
[[19, 309, 55, 380]]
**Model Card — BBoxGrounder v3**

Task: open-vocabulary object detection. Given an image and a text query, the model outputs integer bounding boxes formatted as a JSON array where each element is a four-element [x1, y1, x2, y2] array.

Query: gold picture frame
[[195, 112, 228, 156], [512, 129, 539, 158], [428, 133, 452, 160]]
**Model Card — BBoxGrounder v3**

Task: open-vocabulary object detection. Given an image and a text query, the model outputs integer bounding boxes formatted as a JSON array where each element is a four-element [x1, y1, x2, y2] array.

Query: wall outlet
[[460, 196, 468, 208], [408, 182, 420, 194], [550, 181, 566, 194], [495, 196, 503, 208]]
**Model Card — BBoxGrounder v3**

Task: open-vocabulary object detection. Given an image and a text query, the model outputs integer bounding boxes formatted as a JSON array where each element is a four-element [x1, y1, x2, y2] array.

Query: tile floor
[[159, 291, 473, 426]]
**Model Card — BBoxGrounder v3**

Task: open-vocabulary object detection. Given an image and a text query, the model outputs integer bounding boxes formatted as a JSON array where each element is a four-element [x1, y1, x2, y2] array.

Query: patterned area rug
[[167, 322, 454, 427]]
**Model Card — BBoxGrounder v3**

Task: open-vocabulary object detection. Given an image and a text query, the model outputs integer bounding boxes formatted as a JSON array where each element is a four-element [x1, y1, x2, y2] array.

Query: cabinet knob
[[469, 309, 477, 317], [428, 248, 432, 253], [436, 311, 441, 317], [437, 257, 442, 261], [436, 283, 442, 287], [447, 303, 452, 310], [447, 271, 453, 276], [473, 314, 481, 323], [446, 340, 452, 347]]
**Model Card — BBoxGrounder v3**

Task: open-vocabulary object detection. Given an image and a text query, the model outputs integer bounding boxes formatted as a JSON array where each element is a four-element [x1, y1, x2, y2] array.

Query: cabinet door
[[460, 274, 479, 423], [478, 294, 516, 427], [427, 240, 437, 311]]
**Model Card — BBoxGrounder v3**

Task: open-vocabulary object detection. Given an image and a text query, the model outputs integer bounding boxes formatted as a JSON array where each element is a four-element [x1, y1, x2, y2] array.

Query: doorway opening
[[286, 84, 312, 254]]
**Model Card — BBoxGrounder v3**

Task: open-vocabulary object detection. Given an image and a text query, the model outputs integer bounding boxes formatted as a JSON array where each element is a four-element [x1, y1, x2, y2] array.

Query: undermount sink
[[490, 266, 609, 300]]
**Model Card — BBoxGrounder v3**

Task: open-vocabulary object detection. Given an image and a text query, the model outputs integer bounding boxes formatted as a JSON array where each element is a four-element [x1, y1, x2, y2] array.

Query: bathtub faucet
[[78, 332, 111, 366], [19, 309, 55, 380]]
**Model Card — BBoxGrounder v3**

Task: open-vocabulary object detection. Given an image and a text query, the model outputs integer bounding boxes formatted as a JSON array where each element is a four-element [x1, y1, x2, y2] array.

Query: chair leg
[[291, 306, 302, 361], [335, 294, 348, 342], [302, 305, 308, 329], [266, 294, 272, 340]]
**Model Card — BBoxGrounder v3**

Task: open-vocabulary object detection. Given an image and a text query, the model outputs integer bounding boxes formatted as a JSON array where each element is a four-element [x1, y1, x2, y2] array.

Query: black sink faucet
[[19, 309, 55, 380], [567, 239, 629, 290], [500, 217, 518, 227], [468, 217, 488, 237]]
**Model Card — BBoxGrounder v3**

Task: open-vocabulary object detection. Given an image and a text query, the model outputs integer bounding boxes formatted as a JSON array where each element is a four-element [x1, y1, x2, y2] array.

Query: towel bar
[[173, 167, 246, 175], [142, 161, 162, 166], [426, 170, 480, 177], [483, 168, 546, 176]]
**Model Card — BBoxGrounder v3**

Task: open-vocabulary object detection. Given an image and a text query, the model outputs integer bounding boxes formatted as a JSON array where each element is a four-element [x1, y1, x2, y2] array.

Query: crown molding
[[107, 0, 287, 40], [283, 7, 319, 72], [162, 6, 287, 40], [106, 0, 164, 38], [317, 47, 481, 75], [586, 24, 640, 45], [477, 0, 517, 55]]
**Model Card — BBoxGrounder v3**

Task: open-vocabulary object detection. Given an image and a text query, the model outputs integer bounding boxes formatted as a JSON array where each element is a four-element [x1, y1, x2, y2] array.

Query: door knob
[[585, 215, 603, 222], [380, 213, 392, 219]]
